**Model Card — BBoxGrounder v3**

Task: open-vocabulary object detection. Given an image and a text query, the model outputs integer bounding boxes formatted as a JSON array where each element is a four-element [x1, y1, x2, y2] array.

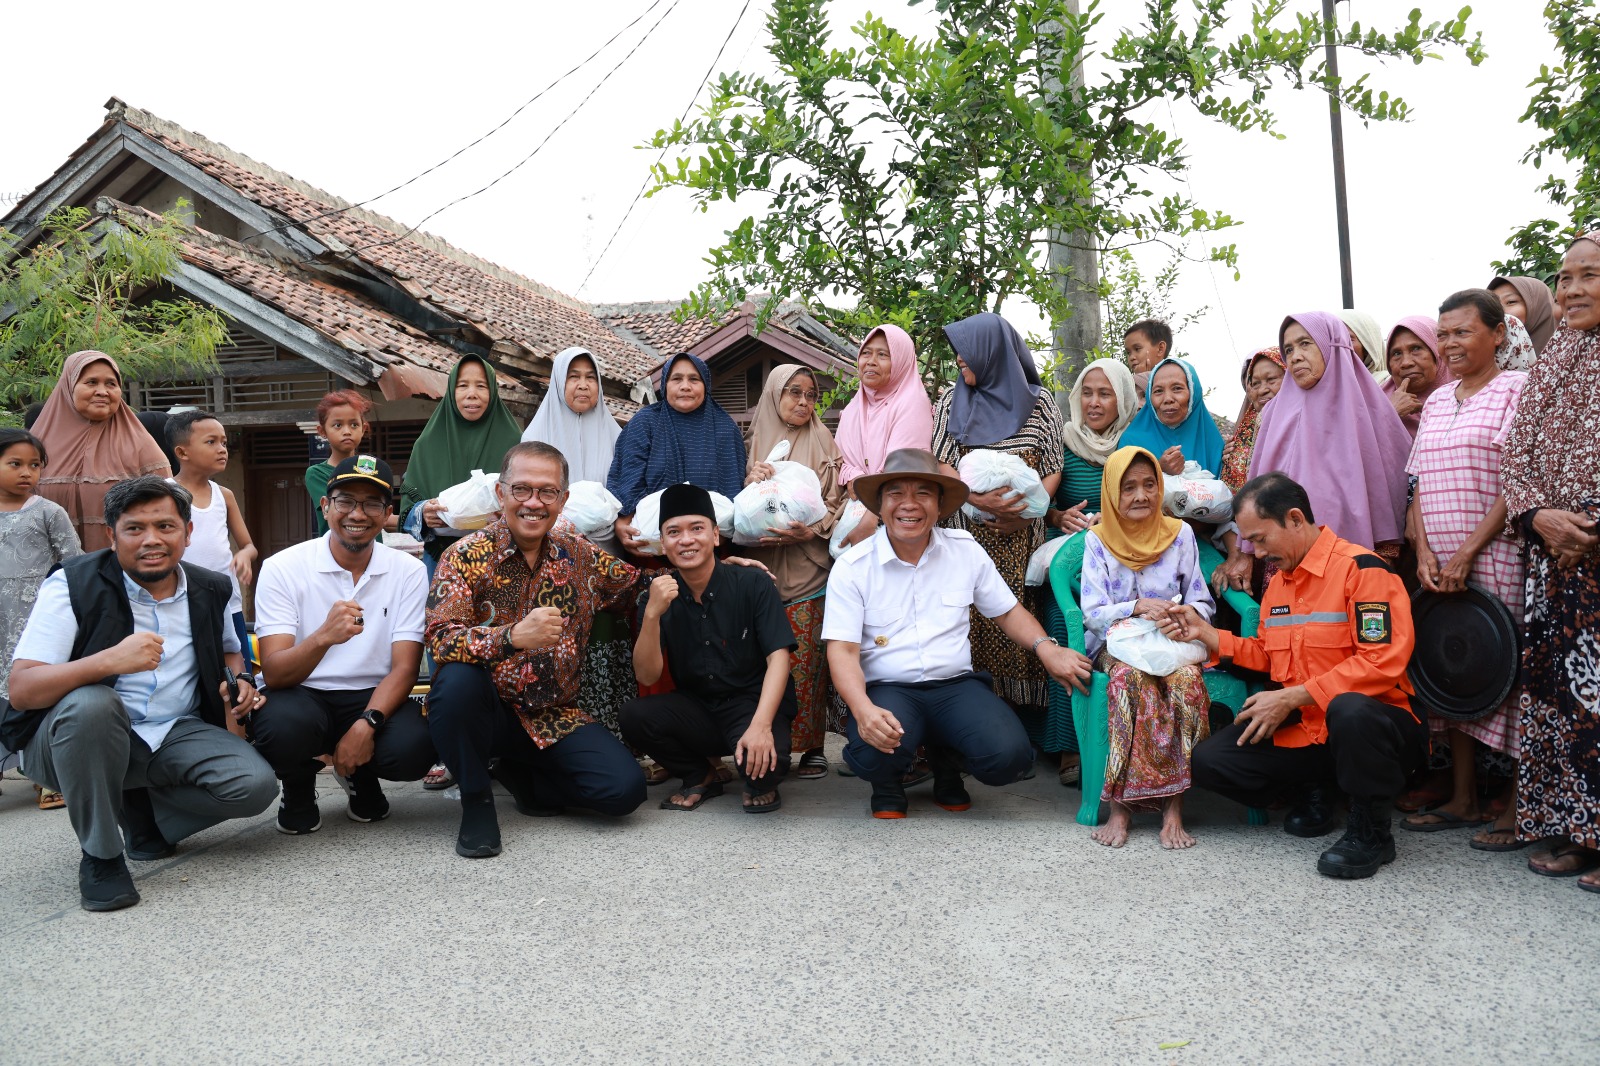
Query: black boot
[[79, 851, 140, 912], [122, 787, 175, 861], [1283, 785, 1340, 838], [870, 780, 908, 819], [930, 747, 971, 812], [1317, 799, 1397, 879]]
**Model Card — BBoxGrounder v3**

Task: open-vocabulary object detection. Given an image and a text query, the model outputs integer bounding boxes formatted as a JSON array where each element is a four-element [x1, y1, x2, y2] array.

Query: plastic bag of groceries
[[1164, 461, 1233, 523], [564, 481, 622, 540], [631, 484, 735, 555], [1105, 617, 1208, 676], [731, 442, 828, 545], [1025, 536, 1071, 586], [958, 449, 1050, 522], [437, 469, 501, 530], [829, 499, 869, 558]]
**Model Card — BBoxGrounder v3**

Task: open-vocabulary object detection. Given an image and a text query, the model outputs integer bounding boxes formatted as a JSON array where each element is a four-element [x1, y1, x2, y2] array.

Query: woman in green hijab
[[401, 354, 525, 567]]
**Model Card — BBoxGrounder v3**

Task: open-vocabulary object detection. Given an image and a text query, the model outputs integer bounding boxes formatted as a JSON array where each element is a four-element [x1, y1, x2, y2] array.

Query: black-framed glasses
[[506, 483, 563, 504], [783, 386, 819, 403], [328, 495, 389, 516]]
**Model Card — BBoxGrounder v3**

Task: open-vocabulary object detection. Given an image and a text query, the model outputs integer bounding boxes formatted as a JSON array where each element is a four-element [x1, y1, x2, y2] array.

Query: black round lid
[[1409, 584, 1520, 722]]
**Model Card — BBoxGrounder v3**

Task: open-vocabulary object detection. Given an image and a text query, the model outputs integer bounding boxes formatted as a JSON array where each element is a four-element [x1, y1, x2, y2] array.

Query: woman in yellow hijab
[[1079, 447, 1216, 851]]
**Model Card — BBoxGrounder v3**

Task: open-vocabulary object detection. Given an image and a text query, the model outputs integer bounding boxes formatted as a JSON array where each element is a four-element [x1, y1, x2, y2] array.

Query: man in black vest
[[4, 477, 276, 911]]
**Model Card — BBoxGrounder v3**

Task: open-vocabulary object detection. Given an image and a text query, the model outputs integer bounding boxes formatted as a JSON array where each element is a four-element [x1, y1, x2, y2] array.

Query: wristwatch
[[359, 709, 388, 733], [1031, 635, 1059, 655]]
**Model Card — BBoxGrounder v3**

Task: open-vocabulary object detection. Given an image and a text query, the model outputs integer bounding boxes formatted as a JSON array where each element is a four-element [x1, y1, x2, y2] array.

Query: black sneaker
[[1284, 785, 1340, 838], [275, 775, 321, 835], [337, 773, 391, 823], [1317, 800, 1397, 879], [455, 793, 502, 858], [79, 851, 140, 912], [122, 787, 176, 861], [930, 747, 972, 812]]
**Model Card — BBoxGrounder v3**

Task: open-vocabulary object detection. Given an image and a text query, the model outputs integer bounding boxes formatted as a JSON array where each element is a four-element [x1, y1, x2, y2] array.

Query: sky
[[0, 1, 1568, 414]]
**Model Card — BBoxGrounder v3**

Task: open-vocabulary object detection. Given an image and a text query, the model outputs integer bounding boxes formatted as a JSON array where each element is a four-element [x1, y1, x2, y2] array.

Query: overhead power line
[[576, 0, 755, 297], [240, 0, 675, 245]]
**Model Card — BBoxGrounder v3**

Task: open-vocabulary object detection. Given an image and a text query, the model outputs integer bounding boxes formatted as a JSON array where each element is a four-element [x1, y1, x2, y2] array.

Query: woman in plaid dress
[[1401, 290, 1526, 846]]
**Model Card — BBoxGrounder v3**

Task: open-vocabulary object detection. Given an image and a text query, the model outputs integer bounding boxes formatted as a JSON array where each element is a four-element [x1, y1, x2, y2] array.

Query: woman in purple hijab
[[1247, 312, 1413, 561]]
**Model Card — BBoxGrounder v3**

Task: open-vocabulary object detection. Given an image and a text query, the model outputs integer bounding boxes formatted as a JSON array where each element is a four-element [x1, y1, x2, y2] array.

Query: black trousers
[[251, 685, 435, 788], [620, 690, 793, 793], [1192, 692, 1428, 806], [426, 663, 646, 815]]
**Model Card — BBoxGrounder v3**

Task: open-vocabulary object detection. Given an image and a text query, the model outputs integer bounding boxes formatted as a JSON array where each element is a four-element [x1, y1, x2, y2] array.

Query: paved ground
[[3, 737, 1598, 1066]]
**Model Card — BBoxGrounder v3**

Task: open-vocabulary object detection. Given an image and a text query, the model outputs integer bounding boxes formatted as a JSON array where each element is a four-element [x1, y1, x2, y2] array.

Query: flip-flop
[[1527, 843, 1600, 878], [659, 780, 723, 812], [1396, 787, 1449, 813], [642, 762, 672, 786], [742, 788, 782, 814], [1578, 874, 1600, 895], [1469, 829, 1531, 853], [35, 785, 65, 811], [1400, 809, 1492, 833]]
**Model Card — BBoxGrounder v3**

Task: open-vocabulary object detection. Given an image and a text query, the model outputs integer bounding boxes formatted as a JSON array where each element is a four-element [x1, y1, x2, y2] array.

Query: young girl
[[306, 391, 372, 536], [0, 429, 83, 807]]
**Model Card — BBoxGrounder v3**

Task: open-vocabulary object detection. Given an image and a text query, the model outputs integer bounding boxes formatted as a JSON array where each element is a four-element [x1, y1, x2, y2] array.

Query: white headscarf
[[1063, 359, 1138, 464], [521, 347, 622, 484]]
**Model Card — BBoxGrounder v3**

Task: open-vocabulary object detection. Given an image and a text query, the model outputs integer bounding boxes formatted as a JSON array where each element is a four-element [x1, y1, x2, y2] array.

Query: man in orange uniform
[[1162, 473, 1426, 880]]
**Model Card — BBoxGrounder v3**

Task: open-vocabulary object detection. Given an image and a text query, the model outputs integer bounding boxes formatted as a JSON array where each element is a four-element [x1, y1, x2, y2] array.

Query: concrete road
[[2, 741, 1597, 1065]]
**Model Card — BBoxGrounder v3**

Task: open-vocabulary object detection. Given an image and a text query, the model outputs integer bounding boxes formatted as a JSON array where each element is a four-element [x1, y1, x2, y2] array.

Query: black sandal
[[796, 751, 828, 779], [743, 787, 782, 814], [659, 780, 723, 812]]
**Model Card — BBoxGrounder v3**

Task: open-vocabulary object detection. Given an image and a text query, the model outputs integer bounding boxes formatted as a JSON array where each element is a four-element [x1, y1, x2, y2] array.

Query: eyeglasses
[[783, 386, 819, 403], [328, 495, 389, 517], [506, 483, 564, 504]]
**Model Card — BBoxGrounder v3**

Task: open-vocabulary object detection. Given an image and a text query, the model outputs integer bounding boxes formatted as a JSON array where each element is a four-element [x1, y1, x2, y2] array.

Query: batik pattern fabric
[[932, 388, 1066, 707], [1516, 501, 1600, 847], [1096, 649, 1210, 810], [785, 591, 830, 752], [425, 518, 651, 748], [577, 609, 636, 741], [1406, 371, 1527, 754]]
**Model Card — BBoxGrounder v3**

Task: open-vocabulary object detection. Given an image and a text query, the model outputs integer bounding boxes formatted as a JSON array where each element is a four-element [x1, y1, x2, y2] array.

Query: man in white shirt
[[251, 455, 434, 834], [4, 477, 275, 912], [823, 449, 1093, 818]]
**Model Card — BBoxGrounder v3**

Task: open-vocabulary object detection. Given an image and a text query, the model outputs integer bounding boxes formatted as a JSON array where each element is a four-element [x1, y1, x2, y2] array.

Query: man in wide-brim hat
[[821, 448, 1093, 818]]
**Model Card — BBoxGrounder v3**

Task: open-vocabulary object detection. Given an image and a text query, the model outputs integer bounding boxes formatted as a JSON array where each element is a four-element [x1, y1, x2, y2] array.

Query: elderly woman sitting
[[1080, 446, 1216, 851]]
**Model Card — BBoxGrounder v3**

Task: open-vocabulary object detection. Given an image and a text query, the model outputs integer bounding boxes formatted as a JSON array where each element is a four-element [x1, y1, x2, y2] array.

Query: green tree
[[1494, 0, 1598, 279], [649, 0, 1481, 389], [0, 203, 230, 417]]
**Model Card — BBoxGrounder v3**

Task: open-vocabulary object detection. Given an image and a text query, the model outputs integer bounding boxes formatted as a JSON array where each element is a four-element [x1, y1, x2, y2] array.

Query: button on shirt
[[822, 527, 1017, 684], [13, 568, 241, 751], [645, 562, 797, 703], [254, 534, 428, 691]]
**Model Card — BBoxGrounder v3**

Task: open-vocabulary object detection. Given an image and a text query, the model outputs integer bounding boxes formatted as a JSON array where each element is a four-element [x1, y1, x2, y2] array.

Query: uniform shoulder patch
[[1355, 601, 1392, 643], [1354, 554, 1394, 572]]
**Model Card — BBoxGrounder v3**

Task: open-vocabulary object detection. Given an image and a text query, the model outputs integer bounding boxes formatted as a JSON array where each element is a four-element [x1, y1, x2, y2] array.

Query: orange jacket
[[1212, 526, 1416, 747]]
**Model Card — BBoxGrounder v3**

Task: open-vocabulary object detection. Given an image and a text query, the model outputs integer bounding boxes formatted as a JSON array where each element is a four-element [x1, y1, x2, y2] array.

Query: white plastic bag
[[564, 481, 622, 540], [830, 499, 868, 558], [631, 484, 736, 555], [437, 469, 500, 530], [1025, 536, 1071, 586], [731, 443, 828, 545], [958, 449, 1049, 522], [1164, 461, 1233, 522], [1104, 616, 1208, 676]]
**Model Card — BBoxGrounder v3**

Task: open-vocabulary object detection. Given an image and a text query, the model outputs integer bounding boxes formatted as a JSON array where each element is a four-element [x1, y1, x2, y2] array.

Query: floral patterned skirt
[[1516, 507, 1600, 846], [785, 592, 830, 753], [1097, 649, 1209, 811]]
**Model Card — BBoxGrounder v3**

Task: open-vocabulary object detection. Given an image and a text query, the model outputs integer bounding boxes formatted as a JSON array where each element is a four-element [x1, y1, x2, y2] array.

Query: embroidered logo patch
[[1269, 605, 1291, 616], [356, 454, 379, 475], [874, 635, 890, 647], [1356, 602, 1391, 644]]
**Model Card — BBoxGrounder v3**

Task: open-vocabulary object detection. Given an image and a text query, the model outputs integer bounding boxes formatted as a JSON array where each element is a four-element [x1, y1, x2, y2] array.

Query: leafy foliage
[[1494, 0, 1600, 279], [648, 0, 1482, 390], [0, 203, 230, 416]]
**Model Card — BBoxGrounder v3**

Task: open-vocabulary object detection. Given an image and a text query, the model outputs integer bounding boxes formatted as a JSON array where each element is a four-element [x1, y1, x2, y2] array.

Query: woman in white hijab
[[521, 347, 622, 483]]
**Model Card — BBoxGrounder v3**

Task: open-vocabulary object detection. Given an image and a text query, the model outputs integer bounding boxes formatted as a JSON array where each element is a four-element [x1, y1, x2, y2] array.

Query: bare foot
[[1159, 796, 1196, 850], [1090, 802, 1131, 848]]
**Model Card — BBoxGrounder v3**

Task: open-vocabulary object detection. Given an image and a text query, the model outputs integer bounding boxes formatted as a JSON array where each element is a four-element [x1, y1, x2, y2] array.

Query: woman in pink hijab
[[1383, 315, 1451, 436], [833, 324, 933, 548], [1248, 312, 1413, 561]]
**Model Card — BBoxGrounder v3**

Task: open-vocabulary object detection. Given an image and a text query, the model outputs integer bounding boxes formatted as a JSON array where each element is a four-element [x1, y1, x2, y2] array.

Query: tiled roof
[[595, 299, 855, 379], [112, 104, 658, 386]]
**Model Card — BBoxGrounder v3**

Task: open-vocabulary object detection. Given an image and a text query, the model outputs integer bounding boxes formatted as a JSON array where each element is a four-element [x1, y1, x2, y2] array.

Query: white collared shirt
[[253, 533, 428, 691], [14, 567, 242, 751], [822, 526, 1017, 684]]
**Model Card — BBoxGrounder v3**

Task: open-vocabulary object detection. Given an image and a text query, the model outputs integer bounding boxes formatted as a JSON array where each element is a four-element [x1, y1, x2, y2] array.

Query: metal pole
[[1323, 0, 1354, 308]]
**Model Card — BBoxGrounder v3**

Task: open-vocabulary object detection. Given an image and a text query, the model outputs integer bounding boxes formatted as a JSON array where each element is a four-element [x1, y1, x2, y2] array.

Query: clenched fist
[[511, 606, 566, 650], [644, 574, 680, 621], [318, 600, 365, 646], [104, 632, 164, 675]]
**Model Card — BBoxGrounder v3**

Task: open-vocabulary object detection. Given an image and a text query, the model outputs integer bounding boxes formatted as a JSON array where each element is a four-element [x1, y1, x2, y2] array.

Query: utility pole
[[1045, 0, 1101, 394], [1323, 0, 1355, 308]]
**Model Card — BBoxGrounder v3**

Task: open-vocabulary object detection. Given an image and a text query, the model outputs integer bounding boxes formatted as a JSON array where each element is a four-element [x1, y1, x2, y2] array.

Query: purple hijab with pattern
[[1248, 311, 1413, 549]]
